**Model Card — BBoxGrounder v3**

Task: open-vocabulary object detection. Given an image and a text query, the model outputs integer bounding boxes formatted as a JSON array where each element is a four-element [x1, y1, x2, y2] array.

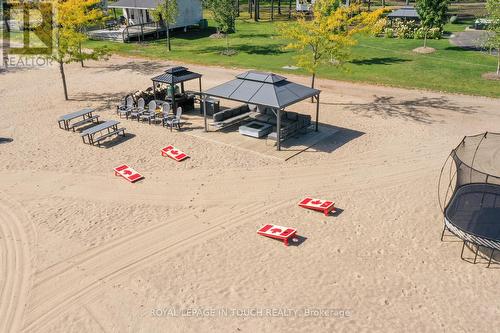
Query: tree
[[151, 0, 178, 52], [44, 0, 109, 100], [278, 0, 384, 92], [485, 0, 500, 76], [203, 0, 238, 54], [416, 0, 449, 48], [58, 0, 107, 67]]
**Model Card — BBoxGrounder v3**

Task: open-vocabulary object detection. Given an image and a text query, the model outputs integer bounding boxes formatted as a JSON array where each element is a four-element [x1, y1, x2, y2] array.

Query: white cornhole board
[[113, 164, 143, 183], [161, 145, 189, 162], [298, 197, 335, 216], [257, 224, 297, 246]]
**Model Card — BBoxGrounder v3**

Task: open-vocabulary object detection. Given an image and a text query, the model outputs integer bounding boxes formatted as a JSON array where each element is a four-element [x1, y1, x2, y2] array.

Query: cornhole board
[[257, 224, 297, 246], [161, 145, 189, 162], [113, 165, 143, 183], [298, 198, 335, 216]]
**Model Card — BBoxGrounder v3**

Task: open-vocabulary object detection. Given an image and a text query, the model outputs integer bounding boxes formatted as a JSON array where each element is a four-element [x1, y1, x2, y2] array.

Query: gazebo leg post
[[461, 241, 467, 260], [487, 248, 495, 268], [199, 77, 203, 114], [315, 94, 319, 132], [277, 108, 281, 151], [171, 84, 176, 111], [440, 224, 447, 241], [203, 97, 208, 132], [474, 244, 479, 264]]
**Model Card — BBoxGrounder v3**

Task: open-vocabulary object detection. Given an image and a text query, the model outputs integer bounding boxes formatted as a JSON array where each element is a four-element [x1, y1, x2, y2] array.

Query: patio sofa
[[210, 104, 253, 129], [248, 108, 311, 140]]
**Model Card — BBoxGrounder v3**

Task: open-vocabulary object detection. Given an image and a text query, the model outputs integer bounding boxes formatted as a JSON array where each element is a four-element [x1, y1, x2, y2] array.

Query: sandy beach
[[0, 55, 499, 332]]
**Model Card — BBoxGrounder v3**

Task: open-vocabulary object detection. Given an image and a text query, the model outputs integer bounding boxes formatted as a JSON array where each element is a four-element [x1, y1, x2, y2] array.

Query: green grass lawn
[[78, 18, 500, 98]]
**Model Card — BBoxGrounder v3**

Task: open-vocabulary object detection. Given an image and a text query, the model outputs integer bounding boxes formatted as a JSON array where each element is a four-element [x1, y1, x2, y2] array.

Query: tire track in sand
[[0, 196, 34, 333], [23, 199, 291, 332]]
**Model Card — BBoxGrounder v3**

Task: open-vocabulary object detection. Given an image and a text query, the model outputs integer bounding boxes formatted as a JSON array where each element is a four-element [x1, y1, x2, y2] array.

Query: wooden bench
[[94, 128, 126, 146], [69, 115, 100, 131]]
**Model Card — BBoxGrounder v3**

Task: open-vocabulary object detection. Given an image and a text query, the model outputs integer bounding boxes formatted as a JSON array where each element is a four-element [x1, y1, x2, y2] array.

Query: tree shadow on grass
[[202, 43, 285, 56], [173, 27, 218, 40], [236, 33, 275, 39], [350, 57, 410, 66], [445, 45, 497, 55], [326, 95, 478, 124], [444, 45, 481, 52]]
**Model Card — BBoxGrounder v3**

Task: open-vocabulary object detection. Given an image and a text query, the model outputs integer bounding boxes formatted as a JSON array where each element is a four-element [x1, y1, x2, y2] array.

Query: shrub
[[384, 27, 394, 38], [429, 27, 442, 39], [392, 19, 418, 39], [414, 27, 443, 39], [384, 19, 442, 40], [414, 27, 426, 39]]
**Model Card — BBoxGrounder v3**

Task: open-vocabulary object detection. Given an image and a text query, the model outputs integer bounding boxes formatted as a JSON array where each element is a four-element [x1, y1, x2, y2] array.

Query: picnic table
[[80, 120, 125, 146], [58, 108, 99, 131]]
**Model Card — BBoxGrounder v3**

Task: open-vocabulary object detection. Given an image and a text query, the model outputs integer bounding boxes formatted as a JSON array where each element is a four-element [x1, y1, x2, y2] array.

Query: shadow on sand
[[289, 125, 365, 155], [324, 95, 478, 124], [69, 91, 130, 112], [98, 133, 136, 149], [92, 60, 170, 75]]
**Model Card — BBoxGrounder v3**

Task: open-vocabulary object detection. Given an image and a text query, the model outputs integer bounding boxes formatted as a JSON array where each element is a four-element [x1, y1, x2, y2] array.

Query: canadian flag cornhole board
[[257, 224, 297, 246], [298, 197, 335, 216], [113, 165, 143, 183], [161, 145, 189, 162]]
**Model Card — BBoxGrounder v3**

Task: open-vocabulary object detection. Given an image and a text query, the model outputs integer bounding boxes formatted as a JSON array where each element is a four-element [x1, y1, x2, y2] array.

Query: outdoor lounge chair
[[130, 98, 145, 121], [139, 100, 157, 124], [117, 95, 134, 119], [165, 107, 183, 131], [160, 103, 171, 126]]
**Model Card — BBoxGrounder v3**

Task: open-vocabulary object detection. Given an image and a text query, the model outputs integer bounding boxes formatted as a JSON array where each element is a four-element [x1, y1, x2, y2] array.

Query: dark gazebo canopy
[[204, 71, 319, 109], [151, 66, 203, 108], [151, 66, 202, 85], [202, 71, 321, 151], [387, 7, 420, 20]]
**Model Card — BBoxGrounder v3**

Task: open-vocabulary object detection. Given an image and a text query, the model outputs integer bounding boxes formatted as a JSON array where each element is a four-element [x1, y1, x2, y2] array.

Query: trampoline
[[438, 132, 500, 267]]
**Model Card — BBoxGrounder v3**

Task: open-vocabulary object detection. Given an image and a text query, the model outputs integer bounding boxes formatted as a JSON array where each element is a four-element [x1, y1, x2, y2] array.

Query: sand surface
[[0, 55, 499, 332]]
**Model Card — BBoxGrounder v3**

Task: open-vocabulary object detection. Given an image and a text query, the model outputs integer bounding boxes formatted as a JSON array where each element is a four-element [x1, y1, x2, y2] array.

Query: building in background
[[108, 0, 202, 29]]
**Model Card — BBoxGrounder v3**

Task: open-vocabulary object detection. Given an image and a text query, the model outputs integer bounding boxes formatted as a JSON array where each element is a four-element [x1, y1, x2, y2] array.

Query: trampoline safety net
[[439, 132, 500, 262]]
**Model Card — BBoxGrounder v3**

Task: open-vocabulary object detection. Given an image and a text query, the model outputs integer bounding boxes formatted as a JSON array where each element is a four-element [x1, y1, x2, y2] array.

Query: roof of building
[[108, 0, 162, 10], [387, 7, 420, 20]]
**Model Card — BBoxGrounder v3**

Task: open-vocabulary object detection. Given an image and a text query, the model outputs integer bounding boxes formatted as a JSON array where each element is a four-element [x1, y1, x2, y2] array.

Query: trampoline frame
[[438, 132, 500, 268]]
